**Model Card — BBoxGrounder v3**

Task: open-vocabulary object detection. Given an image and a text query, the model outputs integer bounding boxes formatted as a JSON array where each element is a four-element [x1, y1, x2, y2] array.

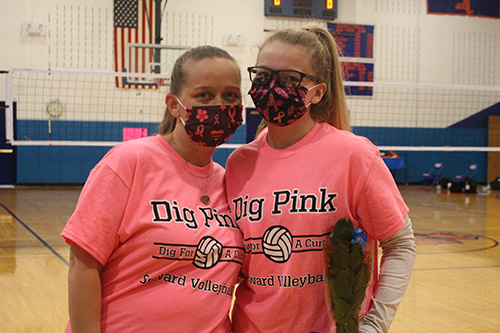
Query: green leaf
[[333, 298, 352, 324], [349, 242, 364, 273], [334, 268, 353, 302], [333, 298, 360, 333], [331, 240, 349, 269], [351, 288, 366, 313], [344, 316, 359, 333], [351, 266, 370, 309], [333, 218, 354, 241], [328, 278, 337, 300], [353, 265, 370, 293]]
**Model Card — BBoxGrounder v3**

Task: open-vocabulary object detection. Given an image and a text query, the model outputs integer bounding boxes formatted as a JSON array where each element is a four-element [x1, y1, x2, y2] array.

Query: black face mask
[[248, 76, 314, 126], [176, 97, 243, 146]]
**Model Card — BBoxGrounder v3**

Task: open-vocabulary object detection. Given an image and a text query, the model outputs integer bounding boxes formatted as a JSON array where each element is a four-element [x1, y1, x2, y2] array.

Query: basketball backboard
[[123, 43, 190, 86]]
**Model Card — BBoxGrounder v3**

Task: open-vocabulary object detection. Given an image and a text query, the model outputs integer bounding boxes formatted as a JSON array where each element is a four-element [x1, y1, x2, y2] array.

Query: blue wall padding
[[352, 126, 488, 184], [16, 122, 247, 184], [16, 121, 489, 184], [17, 120, 160, 141], [17, 146, 111, 184], [352, 127, 487, 147], [385, 151, 487, 184]]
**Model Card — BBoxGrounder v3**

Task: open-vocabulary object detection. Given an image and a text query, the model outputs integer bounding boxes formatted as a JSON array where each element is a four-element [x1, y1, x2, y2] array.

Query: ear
[[309, 83, 327, 105], [165, 93, 182, 118]]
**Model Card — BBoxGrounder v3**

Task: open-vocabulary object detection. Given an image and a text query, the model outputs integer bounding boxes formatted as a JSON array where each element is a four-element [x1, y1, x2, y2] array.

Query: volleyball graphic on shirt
[[193, 236, 223, 269], [262, 226, 293, 263]]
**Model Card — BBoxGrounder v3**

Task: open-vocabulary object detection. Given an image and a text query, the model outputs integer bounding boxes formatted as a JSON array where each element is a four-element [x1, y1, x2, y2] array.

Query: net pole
[[5, 70, 14, 143]]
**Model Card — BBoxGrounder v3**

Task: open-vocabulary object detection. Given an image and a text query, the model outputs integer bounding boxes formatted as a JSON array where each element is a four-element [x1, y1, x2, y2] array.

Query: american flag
[[114, 0, 156, 88]]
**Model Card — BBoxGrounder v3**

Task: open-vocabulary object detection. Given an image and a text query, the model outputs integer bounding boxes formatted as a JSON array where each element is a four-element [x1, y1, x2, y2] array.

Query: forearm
[[359, 215, 416, 333], [68, 243, 103, 333]]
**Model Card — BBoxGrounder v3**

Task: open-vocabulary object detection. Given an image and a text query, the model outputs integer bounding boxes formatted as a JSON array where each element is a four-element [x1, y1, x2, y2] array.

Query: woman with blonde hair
[[226, 24, 416, 332]]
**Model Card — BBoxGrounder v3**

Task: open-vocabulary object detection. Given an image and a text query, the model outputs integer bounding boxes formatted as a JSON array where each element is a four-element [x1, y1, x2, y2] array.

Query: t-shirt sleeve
[[354, 150, 408, 240], [61, 162, 131, 266]]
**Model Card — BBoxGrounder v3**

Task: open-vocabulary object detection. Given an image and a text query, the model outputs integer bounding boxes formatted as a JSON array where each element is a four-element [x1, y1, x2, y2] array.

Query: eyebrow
[[192, 85, 240, 91]]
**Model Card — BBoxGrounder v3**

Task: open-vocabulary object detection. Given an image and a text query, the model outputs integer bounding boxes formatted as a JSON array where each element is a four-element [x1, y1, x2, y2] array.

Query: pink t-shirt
[[225, 122, 408, 333], [61, 135, 244, 332]]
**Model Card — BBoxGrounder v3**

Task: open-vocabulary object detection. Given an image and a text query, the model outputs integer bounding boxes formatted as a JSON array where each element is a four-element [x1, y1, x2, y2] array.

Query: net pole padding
[[5, 71, 14, 143]]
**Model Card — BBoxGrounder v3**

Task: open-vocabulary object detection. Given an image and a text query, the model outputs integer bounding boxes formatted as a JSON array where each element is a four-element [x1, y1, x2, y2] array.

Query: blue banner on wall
[[328, 23, 375, 96], [427, 0, 500, 19], [327, 23, 374, 58], [343, 62, 374, 96]]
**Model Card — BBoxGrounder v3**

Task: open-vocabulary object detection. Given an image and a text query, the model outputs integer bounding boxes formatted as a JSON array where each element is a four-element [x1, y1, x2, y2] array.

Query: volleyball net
[[343, 81, 500, 152], [5, 68, 170, 147], [4, 68, 500, 152]]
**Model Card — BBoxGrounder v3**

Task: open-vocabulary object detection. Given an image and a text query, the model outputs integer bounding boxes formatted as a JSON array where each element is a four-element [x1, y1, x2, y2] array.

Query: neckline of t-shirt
[[260, 122, 321, 159], [154, 134, 214, 178]]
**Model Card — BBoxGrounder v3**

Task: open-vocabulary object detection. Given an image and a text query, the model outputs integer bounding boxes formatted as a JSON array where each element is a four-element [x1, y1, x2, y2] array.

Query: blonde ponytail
[[306, 24, 350, 131]]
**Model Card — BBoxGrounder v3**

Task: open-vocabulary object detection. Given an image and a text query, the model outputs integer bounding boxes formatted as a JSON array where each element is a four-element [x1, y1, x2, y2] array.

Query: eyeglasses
[[247, 66, 321, 87]]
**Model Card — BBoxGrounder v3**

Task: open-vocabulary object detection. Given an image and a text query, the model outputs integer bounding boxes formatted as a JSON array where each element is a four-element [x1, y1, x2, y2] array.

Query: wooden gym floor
[[0, 185, 499, 332]]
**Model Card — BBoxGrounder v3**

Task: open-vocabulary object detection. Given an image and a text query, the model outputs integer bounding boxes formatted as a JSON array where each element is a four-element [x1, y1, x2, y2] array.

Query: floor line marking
[[0, 202, 69, 266]]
